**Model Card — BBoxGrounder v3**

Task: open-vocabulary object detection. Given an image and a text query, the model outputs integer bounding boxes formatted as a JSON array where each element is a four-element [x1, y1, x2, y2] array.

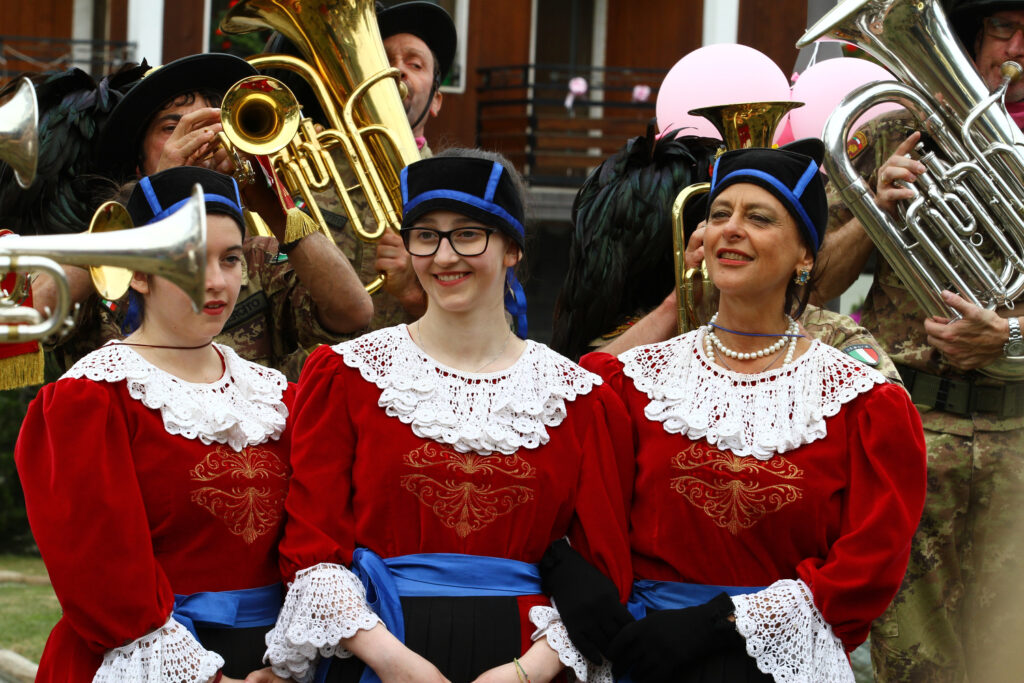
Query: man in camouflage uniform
[[278, 1, 457, 330], [37, 53, 372, 381], [816, 1, 1024, 679]]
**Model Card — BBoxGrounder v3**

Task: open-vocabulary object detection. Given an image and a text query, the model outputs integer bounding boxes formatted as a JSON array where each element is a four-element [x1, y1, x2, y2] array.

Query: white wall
[[127, 0, 165, 65], [702, 0, 739, 45]]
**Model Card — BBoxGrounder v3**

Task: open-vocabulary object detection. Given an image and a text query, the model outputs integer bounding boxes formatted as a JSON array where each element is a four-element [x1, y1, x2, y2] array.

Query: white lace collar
[[64, 342, 288, 451], [333, 324, 602, 455], [620, 329, 886, 459]]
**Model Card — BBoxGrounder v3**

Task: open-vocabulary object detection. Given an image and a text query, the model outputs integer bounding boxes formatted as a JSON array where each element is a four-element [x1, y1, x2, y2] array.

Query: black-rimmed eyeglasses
[[984, 16, 1024, 41], [402, 227, 498, 257]]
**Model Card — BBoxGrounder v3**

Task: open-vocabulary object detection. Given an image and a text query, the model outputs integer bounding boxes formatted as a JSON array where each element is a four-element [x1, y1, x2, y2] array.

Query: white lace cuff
[[528, 605, 612, 683], [732, 579, 853, 683], [92, 616, 223, 683], [264, 563, 382, 682]]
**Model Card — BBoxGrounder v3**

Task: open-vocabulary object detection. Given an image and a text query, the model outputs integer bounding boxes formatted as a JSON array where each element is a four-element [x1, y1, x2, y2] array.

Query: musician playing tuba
[[814, 0, 1024, 679], [29, 52, 371, 381], [261, 0, 458, 331]]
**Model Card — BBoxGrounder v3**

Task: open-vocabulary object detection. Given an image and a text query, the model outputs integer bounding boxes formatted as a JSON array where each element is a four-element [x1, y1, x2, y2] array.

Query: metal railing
[[0, 35, 136, 81], [476, 63, 666, 187]]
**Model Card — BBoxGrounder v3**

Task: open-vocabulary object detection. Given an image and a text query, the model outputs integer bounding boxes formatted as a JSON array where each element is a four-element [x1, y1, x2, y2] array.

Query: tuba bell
[[218, 0, 422, 294], [671, 101, 801, 332], [1, 185, 206, 342], [798, 0, 1024, 380], [0, 77, 39, 189]]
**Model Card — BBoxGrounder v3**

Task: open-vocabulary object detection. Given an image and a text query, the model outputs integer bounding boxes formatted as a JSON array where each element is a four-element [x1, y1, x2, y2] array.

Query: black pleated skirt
[[196, 624, 275, 678], [323, 595, 524, 683]]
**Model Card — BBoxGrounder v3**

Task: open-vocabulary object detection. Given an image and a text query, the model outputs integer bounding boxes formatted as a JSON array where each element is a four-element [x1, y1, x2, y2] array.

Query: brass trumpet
[[0, 77, 39, 189], [0, 186, 207, 342], [218, 0, 422, 294], [671, 101, 802, 332]]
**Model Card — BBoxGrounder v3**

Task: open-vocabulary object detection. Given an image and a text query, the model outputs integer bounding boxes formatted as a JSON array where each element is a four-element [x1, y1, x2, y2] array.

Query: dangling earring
[[794, 269, 810, 285]]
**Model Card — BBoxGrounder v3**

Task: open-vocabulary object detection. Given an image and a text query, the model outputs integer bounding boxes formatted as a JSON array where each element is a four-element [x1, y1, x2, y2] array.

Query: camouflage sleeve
[[799, 304, 902, 385], [824, 110, 919, 235], [247, 236, 363, 354]]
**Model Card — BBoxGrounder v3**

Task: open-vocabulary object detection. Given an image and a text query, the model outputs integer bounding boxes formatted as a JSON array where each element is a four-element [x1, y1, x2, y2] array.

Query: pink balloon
[[787, 58, 899, 141], [656, 44, 792, 140]]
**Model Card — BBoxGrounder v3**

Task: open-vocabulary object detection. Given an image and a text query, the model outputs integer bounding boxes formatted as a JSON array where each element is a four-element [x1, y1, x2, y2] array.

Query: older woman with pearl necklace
[[544, 142, 927, 682]]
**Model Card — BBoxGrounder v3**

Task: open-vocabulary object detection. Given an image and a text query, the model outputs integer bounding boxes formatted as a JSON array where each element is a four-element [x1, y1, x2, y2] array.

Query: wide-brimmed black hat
[[127, 166, 245, 233], [949, 0, 1024, 55], [97, 53, 256, 180], [706, 139, 827, 254], [378, 1, 457, 81]]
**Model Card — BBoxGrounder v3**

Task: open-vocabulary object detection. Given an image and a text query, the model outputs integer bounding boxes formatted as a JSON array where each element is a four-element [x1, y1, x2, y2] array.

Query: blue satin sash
[[317, 550, 543, 683], [626, 579, 765, 620], [172, 583, 282, 639]]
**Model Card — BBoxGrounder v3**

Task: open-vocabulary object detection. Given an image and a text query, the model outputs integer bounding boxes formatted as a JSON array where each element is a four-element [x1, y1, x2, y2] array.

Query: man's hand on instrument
[[874, 131, 925, 215], [924, 290, 1011, 370], [154, 107, 224, 173], [685, 223, 706, 270], [375, 229, 426, 316]]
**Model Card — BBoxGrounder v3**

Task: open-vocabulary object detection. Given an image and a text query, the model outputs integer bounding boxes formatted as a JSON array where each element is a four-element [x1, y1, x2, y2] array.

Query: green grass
[[0, 554, 59, 663]]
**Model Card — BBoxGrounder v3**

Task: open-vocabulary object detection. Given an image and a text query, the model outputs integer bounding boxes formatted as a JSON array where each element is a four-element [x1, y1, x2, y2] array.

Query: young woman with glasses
[[258, 148, 634, 683]]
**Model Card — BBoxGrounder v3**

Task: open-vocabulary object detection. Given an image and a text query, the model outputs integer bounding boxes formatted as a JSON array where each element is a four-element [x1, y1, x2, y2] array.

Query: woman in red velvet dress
[[16, 168, 293, 683], [552, 143, 927, 682], [261, 149, 633, 683]]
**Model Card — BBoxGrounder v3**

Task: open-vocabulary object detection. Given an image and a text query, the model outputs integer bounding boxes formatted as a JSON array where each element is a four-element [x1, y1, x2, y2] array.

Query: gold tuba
[[672, 101, 800, 332], [0, 77, 39, 189], [798, 0, 1024, 380], [1, 186, 206, 342], [218, 0, 422, 294]]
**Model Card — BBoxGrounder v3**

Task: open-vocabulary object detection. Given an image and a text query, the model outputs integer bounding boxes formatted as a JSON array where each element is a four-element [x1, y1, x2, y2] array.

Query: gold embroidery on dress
[[190, 445, 288, 543], [400, 442, 536, 538], [670, 443, 803, 534]]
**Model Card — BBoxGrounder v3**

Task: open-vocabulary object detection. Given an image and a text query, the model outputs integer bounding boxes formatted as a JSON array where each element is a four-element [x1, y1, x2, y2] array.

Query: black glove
[[539, 538, 634, 662], [606, 592, 741, 682]]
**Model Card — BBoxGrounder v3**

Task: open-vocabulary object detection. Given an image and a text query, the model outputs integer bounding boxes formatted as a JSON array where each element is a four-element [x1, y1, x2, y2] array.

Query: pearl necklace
[[704, 313, 800, 365]]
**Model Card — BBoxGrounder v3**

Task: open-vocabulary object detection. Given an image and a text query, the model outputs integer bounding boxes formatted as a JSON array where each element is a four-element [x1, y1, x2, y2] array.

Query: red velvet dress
[[264, 325, 633, 683], [582, 331, 927, 680], [15, 343, 294, 682]]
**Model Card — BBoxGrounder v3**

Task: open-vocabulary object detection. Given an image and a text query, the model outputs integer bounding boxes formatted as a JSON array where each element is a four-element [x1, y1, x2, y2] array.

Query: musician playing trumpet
[[814, 1, 1024, 679], [32, 52, 372, 380]]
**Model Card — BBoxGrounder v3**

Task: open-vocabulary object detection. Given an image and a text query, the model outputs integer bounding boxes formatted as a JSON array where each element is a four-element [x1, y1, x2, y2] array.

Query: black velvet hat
[[98, 53, 257, 180], [127, 166, 244, 233], [378, 1, 458, 81], [400, 156, 526, 249], [706, 139, 827, 253]]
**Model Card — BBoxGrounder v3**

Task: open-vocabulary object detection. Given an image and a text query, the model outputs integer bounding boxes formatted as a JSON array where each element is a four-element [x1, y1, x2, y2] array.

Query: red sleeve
[[564, 384, 635, 601], [278, 345, 357, 580], [580, 351, 630, 400], [796, 383, 927, 649], [14, 379, 175, 655]]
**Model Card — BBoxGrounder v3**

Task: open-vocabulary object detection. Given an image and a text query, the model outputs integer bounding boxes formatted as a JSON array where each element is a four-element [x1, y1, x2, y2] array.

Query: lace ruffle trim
[[620, 331, 885, 459], [93, 616, 223, 683], [65, 342, 288, 452], [732, 579, 854, 683], [265, 563, 381, 682], [529, 605, 612, 683], [334, 325, 601, 455]]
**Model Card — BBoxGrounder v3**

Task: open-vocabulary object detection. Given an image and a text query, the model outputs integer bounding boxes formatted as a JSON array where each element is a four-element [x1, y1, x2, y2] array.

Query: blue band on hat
[[149, 193, 244, 224], [710, 167, 820, 251], [400, 165, 410, 205], [484, 162, 503, 202], [404, 189, 525, 239], [792, 159, 819, 199], [140, 176, 162, 218]]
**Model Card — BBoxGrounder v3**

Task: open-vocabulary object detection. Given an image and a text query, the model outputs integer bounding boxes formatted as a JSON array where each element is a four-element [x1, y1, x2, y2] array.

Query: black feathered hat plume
[[0, 62, 149, 236], [551, 123, 721, 360]]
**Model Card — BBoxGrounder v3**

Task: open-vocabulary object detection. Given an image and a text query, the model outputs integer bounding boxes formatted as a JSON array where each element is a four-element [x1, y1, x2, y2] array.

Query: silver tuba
[[0, 77, 38, 189], [798, 0, 1024, 380], [1, 185, 207, 342]]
